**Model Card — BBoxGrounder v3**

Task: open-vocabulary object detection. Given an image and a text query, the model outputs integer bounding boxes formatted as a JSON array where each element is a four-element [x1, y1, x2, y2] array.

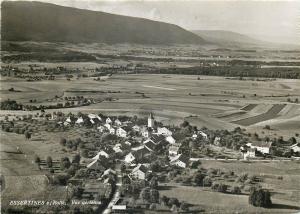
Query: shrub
[[203, 176, 212, 187], [34, 155, 41, 164], [46, 156, 53, 168], [249, 188, 272, 207], [231, 186, 241, 194]]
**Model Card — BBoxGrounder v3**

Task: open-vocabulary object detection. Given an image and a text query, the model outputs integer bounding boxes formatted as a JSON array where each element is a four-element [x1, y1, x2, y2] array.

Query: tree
[[72, 154, 81, 164], [46, 156, 53, 168], [150, 189, 159, 203], [60, 138, 67, 146], [150, 177, 158, 189], [203, 176, 212, 187], [193, 173, 205, 186], [231, 186, 241, 194], [249, 188, 272, 207], [160, 195, 169, 206], [34, 155, 41, 164], [60, 157, 71, 170], [168, 198, 179, 207], [140, 187, 150, 202], [180, 202, 189, 211], [81, 149, 89, 158], [25, 131, 31, 140], [120, 164, 126, 174]]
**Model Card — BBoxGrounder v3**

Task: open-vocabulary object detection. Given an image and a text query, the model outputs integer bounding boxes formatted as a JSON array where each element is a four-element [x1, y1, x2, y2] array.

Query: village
[[1, 109, 299, 213]]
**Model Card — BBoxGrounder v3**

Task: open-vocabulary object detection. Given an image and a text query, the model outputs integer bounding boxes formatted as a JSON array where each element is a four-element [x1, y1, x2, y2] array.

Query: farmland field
[[1, 73, 300, 134]]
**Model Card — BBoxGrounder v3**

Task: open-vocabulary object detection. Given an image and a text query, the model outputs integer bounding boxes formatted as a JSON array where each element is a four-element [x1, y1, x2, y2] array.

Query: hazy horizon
[[2, 0, 300, 45]]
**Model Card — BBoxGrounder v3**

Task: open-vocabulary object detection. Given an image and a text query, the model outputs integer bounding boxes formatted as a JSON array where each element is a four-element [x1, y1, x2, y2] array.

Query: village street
[[103, 163, 122, 214]]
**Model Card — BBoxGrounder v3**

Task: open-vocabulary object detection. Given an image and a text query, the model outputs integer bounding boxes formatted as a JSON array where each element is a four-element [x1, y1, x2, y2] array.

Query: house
[[109, 127, 115, 135], [157, 127, 172, 136], [106, 117, 112, 124], [124, 152, 135, 164], [170, 154, 189, 168], [104, 123, 111, 130], [130, 164, 148, 180], [290, 143, 300, 153], [75, 117, 84, 125], [144, 140, 156, 152], [92, 150, 109, 159], [87, 159, 106, 171], [148, 113, 155, 128], [142, 128, 151, 138], [113, 144, 123, 153], [247, 141, 273, 154], [132, 125, 141, 132], [169, 145, 180, 156], [88, 113, 102, 121], [116, 127, 127, 138], [241, 148, 256, 160], [114, 119, 122, 126], [214, 137, 221, 146], [101, 168, 116, 179], [97, 126, 105, 133], [166, 136, 176, 144], [88, 114, 102, 124], [198, 131, 208, 140], [149, 135, 165, 145], [124, 141, 132, 146]]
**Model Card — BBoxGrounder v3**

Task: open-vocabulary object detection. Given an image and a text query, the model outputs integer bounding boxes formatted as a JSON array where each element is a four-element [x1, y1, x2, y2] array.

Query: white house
[[242, 148, 256, 160], [104, 123, 111, 130], [247, 141, 273, 154], [109, 127, 115, 135], [113, 144, 123, 153], [75, 117, 84, 125], [169, 145, 180, 156], [198, 131, 208, 140], [130, 164, 148, 180], [291, 143, 300, 153], [214, 137, 221, 146], [124, 141, 132, 146], [97, 126, 105, 133], [114, 119, 122, 126], [132, 125, 141, 132], [116, 127, 127, 138], [170, 154, 189, 168], [88, 113, 101, 121], [157, 127, 172, 136], [124, 152, 135, 164], [166, 136, 176, 144], [92, 150, 109, 159], [106, 117, 112, 124]]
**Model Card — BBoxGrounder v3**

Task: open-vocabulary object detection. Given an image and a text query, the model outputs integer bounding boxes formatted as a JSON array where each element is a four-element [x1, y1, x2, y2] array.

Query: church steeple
[[148, 112, 154, 128]]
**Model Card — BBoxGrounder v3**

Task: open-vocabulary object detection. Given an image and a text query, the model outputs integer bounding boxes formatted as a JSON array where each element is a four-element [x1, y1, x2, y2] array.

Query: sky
[[3, 0, 300, 44]]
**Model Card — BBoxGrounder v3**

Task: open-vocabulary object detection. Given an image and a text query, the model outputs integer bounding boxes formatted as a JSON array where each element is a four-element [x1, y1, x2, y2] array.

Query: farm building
[[106, 117, 112, 124], [170, 154, 189, 168], [290, 143, 300, 153], [166, 136, 176, 144], [130, 164, 148, 180], [247, 141, 273, 154], [157, 127, 172, 136]]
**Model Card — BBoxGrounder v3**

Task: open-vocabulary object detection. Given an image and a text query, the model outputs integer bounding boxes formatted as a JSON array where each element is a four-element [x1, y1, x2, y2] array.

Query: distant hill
[[1, 1, 206, 45], [192, 30, 267, 47]]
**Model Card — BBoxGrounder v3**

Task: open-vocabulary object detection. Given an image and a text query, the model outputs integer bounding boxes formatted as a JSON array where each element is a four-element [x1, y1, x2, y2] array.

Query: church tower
[[148, 112, 154, 128]]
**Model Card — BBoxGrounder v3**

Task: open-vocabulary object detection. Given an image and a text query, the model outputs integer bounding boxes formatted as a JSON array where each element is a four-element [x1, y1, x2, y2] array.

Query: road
[[102, 163, 122, 214]]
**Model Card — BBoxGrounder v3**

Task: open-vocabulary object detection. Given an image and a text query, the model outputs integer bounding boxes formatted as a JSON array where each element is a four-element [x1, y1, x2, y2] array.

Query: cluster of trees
[[1, 99, 23, 110], [140, 66, 300, 79]]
